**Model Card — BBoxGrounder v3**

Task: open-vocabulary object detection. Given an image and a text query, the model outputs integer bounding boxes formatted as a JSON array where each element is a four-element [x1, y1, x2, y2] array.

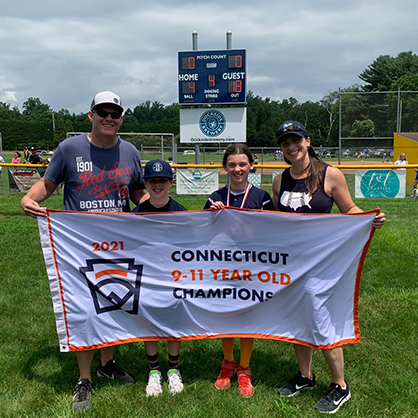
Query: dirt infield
[[260, 159, 392, 166]]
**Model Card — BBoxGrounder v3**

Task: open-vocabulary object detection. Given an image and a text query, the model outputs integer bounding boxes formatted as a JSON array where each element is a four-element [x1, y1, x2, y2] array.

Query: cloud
[[0, 0, 417, 113]]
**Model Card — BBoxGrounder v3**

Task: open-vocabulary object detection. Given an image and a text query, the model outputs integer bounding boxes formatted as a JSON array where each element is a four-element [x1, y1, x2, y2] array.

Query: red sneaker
[[215, 359, 236, 389], [236, 366, 253, 397]]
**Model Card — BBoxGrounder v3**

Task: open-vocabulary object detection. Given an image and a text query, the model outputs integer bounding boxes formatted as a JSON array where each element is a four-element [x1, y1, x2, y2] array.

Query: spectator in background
[[43, 151, 54, 165], [274, 149, 280, 161], [0, 154, 4, 186], [250, 153, 259, 173], [13, 152, 22, 164], [167, 156, 176, 180], [23, 147, 30, 162], [27, 147, 43, 164], [394, 153, 408, 170], [413, 168, 418, 190], [364, 147, 370, 158], [43, 152, 61, 194]]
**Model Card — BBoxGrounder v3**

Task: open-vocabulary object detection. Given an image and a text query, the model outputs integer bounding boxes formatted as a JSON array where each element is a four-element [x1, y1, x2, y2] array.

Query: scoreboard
[[178, 49, 246, 105]]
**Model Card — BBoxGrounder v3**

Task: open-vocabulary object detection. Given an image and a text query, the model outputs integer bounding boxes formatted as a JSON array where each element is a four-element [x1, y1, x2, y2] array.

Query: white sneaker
[[167, 369, 183, 395], [146, 370, 162, 397]]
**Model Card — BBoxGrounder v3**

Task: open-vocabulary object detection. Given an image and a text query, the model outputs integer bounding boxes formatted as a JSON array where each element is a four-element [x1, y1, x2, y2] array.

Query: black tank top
[[276, 164, 333, 213]]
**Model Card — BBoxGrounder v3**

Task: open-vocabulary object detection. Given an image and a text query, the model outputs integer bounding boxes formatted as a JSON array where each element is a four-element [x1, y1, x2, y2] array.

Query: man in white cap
[[21, 91, 149, 412]]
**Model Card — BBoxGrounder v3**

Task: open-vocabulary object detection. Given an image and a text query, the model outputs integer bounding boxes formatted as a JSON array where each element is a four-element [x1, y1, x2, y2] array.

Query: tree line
[[1, 51, 418, 151]]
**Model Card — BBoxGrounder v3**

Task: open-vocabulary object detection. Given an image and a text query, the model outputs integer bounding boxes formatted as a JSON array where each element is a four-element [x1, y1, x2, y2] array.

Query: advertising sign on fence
[[8, 167, 45, 192], [176, 168, 219, 194], [355, 169, 406, 198]]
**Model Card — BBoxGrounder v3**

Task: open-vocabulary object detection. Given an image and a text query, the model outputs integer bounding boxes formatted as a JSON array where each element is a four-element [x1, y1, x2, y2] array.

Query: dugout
[[393, 132, 418, 185]]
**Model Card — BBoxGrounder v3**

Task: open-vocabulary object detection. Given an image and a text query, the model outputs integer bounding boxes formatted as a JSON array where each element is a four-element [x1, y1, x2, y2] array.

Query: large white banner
[[38, 208, 377, 352]]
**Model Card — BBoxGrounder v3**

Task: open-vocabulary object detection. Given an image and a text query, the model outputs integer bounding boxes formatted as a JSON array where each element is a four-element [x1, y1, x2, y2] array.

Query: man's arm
[[21, 177, 58, 218], [130, 188, 149, 206]]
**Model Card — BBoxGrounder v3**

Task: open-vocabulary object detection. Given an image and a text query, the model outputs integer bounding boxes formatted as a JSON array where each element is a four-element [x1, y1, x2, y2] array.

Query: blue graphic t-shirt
[[45, 134, 144, 212]]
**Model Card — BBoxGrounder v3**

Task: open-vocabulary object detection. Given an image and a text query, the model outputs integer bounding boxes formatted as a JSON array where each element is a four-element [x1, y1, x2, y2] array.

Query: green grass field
[[0, 169, 417, 417]]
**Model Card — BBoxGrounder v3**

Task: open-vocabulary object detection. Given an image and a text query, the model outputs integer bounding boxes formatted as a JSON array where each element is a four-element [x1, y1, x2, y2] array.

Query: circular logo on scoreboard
[[199, 110, 226, 137]]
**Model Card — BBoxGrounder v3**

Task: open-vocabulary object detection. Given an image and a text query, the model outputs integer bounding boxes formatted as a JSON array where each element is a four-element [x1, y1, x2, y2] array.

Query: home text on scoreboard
[[178, 49, 246, 105]]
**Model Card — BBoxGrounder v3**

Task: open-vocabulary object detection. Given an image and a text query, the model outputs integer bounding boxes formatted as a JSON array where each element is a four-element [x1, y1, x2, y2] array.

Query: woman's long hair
[[283, 145, 324, 196]]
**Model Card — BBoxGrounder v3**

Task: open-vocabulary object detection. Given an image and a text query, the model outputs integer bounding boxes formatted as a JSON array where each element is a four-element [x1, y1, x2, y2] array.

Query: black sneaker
[[277, 370, 316, 397], [97, 359, 135, 385], [72, 378, 92, 412], [314, 381, 351, 414]]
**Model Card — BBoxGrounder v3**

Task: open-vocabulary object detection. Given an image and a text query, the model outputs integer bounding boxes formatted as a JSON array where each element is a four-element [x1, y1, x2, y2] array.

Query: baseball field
[[0, 170, 417, 417]]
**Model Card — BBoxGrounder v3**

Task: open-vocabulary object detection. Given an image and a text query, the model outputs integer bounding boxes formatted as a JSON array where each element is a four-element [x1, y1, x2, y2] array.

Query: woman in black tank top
[[272, 121, 386, 413]]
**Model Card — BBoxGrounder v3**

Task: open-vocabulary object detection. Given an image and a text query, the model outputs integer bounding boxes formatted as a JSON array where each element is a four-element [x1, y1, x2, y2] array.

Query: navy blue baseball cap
[[144, 159, 173, 179], [275, 121, 308, 143]]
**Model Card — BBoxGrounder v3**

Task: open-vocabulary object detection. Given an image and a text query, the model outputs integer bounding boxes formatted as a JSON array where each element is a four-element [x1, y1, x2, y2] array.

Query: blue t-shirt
[[204, 185, 273, 210], [132, 197, 186, 213], [45, 134, 144, 212]]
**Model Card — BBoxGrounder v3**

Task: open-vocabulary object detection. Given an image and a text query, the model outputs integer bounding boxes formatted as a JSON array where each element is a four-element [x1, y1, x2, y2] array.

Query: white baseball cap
[[90, 91, 123, 113]]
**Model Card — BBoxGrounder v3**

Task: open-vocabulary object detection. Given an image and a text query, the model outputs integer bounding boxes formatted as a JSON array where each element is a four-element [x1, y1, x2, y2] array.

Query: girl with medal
[[204, 143, 273, 397]]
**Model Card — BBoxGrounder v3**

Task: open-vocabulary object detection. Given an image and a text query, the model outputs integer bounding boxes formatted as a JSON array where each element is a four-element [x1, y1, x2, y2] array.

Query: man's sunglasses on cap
[[93, 109, 122, 119]]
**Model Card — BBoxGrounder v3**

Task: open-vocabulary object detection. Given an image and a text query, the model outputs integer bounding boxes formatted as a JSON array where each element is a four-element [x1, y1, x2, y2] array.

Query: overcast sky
[[0, 0, 417, 114]]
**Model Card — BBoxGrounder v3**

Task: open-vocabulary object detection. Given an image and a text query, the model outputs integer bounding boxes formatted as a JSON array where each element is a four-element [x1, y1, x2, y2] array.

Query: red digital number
[[188, 56, 195, 70], [228, 80, 242, 93], [181, 56, 196, 70], [234, 80, 242, 93], [208, 74, 216, 88], [234, 55, 242, 68], [228, 55, 243, 69], [182, 82, 195, 94], [188, 82, 196, 94]]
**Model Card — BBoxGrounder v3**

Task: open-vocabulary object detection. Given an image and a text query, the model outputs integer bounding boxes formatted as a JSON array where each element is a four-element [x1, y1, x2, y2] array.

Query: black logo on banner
[[79, 258, 143, 315]]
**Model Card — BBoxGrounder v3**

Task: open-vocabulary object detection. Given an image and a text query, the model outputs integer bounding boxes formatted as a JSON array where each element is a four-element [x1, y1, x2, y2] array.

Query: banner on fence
[[38, 208, 377, 352], [8, 167, 46, 192], [355, 169, 406, 198], [176, 168, 218, 194], [247, 173, 261, 188]]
